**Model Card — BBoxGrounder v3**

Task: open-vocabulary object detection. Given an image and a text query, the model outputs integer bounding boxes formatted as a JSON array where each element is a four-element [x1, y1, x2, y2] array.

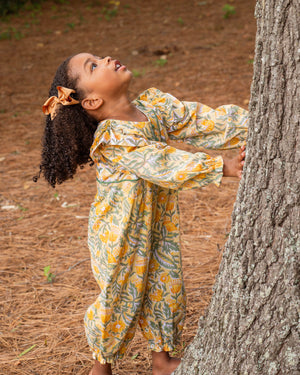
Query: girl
[[37, 53, 248, 375]]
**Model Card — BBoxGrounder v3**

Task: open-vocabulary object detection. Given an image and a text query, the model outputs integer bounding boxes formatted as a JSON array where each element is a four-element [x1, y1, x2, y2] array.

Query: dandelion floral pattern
[[85, 88, 248, 363]]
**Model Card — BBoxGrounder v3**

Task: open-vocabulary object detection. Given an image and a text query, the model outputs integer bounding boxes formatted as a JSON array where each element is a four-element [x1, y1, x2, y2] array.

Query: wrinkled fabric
[[84, 88, 248, 363]]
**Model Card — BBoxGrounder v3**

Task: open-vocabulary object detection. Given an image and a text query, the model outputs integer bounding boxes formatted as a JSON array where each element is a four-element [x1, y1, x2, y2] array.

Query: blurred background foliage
[[0, 0, 44, 17]]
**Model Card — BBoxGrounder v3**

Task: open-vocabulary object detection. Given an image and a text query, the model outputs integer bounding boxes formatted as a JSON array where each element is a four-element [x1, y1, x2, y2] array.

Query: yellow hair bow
[[42, 86, 79, 120]]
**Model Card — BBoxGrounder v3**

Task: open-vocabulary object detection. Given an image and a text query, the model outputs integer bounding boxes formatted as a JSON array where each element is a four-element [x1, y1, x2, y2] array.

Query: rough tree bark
[[174, 1, 299, 374]]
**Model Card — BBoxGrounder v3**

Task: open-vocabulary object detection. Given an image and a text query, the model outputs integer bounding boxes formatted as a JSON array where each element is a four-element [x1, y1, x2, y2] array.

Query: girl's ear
[[81, 97, 104, 111]]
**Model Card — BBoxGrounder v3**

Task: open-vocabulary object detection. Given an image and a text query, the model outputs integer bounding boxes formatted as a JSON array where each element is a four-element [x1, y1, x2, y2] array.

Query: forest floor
[[0, 0, 256, 374]]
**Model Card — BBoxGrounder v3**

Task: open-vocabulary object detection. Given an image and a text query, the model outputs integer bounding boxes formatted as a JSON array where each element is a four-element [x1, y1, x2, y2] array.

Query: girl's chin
[[126, 70, 133, 81]]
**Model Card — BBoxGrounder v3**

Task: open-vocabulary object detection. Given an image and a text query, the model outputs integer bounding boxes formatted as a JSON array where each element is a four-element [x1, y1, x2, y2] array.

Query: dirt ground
[[0, 0, 256, 374]]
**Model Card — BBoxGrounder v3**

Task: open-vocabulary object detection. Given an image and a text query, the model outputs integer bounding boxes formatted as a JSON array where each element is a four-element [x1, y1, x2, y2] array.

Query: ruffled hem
[[92, 349, 125, 364], [147, 339, 180, 353], [91, 339, 180, 363]]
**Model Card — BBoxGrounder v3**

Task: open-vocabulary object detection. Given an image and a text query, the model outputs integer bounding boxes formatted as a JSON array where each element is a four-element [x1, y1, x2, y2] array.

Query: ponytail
[[34, 57, 98, 188]]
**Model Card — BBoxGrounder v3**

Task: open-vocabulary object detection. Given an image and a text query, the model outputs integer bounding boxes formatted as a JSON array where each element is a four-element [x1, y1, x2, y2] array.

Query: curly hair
[[34, 56, 99, 188]]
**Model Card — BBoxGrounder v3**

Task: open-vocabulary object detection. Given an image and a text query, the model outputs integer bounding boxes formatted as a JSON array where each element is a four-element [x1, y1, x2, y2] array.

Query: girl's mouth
[[115, 61, 122, 70]]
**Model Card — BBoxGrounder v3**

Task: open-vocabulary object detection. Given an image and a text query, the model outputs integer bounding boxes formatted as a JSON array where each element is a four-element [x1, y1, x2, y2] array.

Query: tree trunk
[[174, 1, 300, 374]]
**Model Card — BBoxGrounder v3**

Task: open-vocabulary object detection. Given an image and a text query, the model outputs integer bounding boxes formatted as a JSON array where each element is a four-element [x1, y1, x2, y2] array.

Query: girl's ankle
[[90, 360, 112, 375], [152, 351, 181, 375]]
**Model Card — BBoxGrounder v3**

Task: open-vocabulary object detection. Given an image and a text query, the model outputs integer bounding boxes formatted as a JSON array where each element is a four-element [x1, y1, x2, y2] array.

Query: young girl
[[37, 53, 248, 375]]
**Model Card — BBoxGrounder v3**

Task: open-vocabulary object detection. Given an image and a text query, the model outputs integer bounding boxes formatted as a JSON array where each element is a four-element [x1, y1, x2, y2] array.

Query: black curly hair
[[34, 56, 99, 188]]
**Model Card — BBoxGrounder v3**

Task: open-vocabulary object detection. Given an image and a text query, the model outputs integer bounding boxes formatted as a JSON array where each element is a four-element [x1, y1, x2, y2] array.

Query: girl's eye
[[91, 62, 97, 71]]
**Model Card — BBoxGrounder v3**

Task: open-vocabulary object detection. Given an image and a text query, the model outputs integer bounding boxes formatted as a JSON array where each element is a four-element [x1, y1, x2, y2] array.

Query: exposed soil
[[0, 0, 256, 374]]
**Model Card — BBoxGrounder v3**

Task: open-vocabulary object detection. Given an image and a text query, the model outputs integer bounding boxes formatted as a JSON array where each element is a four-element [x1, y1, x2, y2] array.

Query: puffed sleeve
[[137, 88, 248, 149], [98, 143, 224, 191]]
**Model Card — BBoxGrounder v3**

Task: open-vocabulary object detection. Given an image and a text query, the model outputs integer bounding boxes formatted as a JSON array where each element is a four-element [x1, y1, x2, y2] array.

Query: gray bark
[[174, 1, 300, 374]]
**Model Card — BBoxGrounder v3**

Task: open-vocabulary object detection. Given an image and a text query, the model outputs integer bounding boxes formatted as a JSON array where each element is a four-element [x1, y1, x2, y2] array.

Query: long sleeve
[[136, 88, 248, 150], [100, 143, 223, 191]]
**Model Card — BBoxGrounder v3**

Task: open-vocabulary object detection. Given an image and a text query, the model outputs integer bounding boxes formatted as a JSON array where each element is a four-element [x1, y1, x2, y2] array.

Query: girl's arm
[[99, 143, 224, 191], [136, 88, 248, 150]]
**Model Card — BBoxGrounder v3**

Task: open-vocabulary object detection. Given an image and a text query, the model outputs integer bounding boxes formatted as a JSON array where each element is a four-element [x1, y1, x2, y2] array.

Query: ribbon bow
[[42, 86, 79, 120]]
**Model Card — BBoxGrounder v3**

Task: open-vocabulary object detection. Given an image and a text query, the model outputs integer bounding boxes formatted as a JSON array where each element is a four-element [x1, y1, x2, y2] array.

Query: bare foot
[[89, 360, 112, 375], [152, 351, 181, 375]]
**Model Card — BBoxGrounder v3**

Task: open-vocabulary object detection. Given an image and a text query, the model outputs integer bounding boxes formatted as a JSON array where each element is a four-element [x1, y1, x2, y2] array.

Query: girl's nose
[[104, 56, 112, 64]]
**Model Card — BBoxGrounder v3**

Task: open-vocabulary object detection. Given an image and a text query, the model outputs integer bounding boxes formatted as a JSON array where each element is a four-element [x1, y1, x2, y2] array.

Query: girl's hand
[[223, 145, 246, 179]]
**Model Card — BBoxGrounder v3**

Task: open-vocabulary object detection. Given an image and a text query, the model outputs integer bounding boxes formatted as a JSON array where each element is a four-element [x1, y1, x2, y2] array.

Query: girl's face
[[69, 53, 132, 101]]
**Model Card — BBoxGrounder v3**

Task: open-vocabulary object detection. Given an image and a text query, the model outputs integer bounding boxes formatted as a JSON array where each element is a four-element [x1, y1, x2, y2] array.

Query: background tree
[[174, 1, 299, 374]]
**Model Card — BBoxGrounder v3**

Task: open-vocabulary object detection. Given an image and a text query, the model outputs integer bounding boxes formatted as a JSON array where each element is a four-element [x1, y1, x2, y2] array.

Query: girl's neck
[[99, 96, 147, 123]]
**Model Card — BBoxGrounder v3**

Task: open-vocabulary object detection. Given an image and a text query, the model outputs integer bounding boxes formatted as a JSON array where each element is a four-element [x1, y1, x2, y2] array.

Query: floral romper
[[84, 88, 248, 363]]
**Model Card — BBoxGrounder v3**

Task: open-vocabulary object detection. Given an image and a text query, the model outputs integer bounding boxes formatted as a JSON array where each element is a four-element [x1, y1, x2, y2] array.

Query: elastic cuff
[[213, 155, 224, 187], [92, 349, 125, 364], [148, 339, 180, 353]]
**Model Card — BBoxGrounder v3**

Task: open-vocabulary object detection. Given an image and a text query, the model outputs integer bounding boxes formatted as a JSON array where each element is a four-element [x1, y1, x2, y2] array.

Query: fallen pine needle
[[131, 353, 140, 360], [17, 344, 37, 358]]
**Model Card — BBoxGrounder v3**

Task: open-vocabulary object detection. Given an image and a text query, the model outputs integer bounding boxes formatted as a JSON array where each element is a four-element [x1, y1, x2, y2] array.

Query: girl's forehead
[[70, 53, 93, 67], [69, 53, 94, 76]]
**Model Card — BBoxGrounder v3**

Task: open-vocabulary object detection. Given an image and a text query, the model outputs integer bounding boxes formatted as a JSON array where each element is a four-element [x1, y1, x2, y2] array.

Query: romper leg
[[85, 181, 154, 363], [139, 189, 186, 352], [85, 236, 153, 363]]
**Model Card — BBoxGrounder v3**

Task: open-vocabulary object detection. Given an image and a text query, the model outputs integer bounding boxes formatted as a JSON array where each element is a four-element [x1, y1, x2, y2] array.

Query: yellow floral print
[[84, 88, 248, 364]]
